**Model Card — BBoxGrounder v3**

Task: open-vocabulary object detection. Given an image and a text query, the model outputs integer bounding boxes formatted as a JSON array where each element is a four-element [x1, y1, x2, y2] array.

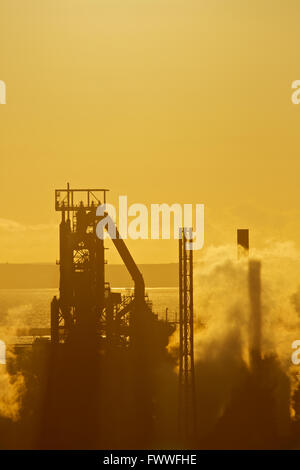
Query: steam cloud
[[0, 305, 29, 421]]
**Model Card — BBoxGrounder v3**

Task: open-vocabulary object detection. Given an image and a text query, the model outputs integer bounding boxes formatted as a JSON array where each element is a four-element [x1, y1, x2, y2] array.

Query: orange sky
[[1, 0, 300, 263]]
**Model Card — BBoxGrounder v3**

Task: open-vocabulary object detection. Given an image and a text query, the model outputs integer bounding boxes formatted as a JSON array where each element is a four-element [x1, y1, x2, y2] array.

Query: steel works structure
[[178, 228, 196, 443], [50, 184, 154, 348]]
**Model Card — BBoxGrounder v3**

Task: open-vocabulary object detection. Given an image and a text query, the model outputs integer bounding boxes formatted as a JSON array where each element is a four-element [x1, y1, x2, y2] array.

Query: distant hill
[[0, 263, 178, 289]]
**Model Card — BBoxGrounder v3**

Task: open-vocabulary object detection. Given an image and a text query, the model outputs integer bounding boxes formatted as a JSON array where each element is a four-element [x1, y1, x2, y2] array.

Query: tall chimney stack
[[248, 260, 262, 368], [237, 228, 249, 260]]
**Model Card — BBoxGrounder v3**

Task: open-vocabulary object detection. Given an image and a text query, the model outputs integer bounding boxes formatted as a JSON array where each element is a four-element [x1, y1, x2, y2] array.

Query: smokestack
[[248, 260, 262, 368], [237, 229, 249, 259]]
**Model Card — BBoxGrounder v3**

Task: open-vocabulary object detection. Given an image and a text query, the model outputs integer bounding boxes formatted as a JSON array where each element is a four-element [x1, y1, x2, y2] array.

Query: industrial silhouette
[[0, 187, 300, 449], [178, 227, 196, 445]]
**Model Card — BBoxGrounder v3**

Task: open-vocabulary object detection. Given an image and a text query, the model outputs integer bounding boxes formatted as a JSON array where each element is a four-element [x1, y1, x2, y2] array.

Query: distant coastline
[[0, 263, 178, 289]]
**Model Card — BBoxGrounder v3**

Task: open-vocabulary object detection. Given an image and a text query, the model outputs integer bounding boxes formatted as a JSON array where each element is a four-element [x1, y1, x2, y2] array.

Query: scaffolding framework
[[178, 228, 196, 443], [51, 185, 108, 345]]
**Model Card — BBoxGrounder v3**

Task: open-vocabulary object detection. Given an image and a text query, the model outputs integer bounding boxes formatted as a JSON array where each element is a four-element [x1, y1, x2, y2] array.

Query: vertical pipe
[[183, 230, 189, 439], [67, 182, 70, 221], [248, 260, 262, 368], [189, 237, 196, 436], [178, 229, 183, 434], [183, 230, 188, 390], [51, 296, 59, 344]]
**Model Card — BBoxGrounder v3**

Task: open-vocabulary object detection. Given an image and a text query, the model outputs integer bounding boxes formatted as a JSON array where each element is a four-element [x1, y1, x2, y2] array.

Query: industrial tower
[[46, 184, 174, 449], [178, 228, 196, 443], [50, 183, 154, 349]]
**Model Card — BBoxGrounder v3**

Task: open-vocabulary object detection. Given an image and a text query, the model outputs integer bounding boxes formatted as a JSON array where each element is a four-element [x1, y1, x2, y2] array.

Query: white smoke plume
[[193, 241, 300, 371], [0, 350, 24, 421], [168, 241, 300, 439]]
